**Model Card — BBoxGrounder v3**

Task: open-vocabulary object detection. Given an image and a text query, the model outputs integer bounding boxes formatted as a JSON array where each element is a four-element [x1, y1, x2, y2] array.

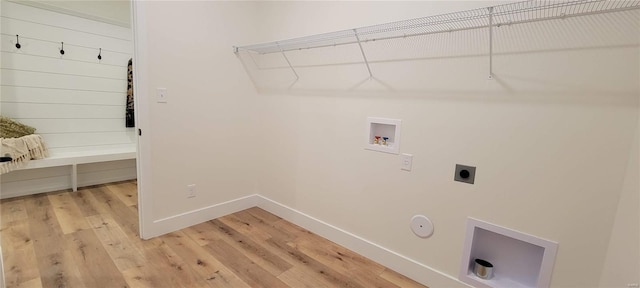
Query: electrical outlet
[[157, 88, 168, 103], [187, 184, 196, 198]]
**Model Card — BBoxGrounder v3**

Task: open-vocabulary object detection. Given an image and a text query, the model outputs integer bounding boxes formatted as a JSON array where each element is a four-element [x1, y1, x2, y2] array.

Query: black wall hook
[[98, 48, 102, 60], [15, 35, 21, 49], [60, 42, 65, 55]]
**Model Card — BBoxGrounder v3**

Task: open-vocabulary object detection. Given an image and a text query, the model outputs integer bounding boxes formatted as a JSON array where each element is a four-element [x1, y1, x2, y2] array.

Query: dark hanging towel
[[126, 58, 135, 127]]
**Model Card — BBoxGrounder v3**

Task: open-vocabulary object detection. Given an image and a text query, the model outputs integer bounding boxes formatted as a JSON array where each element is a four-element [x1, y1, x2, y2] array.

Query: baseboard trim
[[254, 195, 469, 288], [146, 194, 259, 238], [145, 193, 469, 287]]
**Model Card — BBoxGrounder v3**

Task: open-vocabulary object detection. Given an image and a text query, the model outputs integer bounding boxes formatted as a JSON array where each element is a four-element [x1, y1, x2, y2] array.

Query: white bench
[[15, 146, 136, 192]]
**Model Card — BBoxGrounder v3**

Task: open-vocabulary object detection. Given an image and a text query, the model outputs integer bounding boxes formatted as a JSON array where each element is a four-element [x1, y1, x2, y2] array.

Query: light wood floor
[[1, 181, 426, 288]]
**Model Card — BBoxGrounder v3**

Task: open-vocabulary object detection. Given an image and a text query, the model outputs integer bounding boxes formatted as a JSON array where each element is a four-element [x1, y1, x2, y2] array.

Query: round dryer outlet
[[410, 215, 434, 238]]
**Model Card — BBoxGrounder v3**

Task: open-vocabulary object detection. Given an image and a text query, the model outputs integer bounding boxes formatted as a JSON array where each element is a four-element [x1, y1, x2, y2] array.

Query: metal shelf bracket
[[278, 42, 300, 84], [488, 6, 494, 80], [354, 29, 373, 79]]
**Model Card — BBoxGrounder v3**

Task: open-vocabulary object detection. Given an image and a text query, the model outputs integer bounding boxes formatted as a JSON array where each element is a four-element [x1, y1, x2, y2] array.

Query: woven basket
[[0, 116, 36, 139]]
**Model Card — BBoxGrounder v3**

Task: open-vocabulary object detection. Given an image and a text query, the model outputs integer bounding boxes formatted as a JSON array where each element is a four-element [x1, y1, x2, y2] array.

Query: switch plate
[[157, 88, 168, 103], [454, 164, 476, 184], [187, 184, 196, 198], [401, 153, 413, 171]]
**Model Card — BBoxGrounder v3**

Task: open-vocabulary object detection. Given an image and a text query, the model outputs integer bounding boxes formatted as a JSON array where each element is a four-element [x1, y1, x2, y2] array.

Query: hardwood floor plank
[[69, 187, 108, 217], [182, 221, 219, 246], [227, 210, 295, 241], [263, 237, 364, 288], [277, 267, 330, 288], [47, 192, 91, 234], [2, 245, 40, 288], [90, 185, 140, 239], [216, 213, 272, 242], [182, 222, 222, 246], [2, 181, 427, 288], [141, 237, 212, 288], [203, 239, 289, 288], [86, 213, 145, 272], [380, 268, 427, 288], [122, 264, 173, 288], [0, 198, 28, 228], [14, 277, 43, 288], [23, 196, 66, 258], [37, 251, 86, 288], [64, 229, 129, 287], [271, 218, 315, 241], [296, 236, 386, 273], [293, 239, 399, 288], [208, 219, 293, 276], [1, 220, 32, 252], [106, 181, 138, 207], [162, 231, 251, 288]]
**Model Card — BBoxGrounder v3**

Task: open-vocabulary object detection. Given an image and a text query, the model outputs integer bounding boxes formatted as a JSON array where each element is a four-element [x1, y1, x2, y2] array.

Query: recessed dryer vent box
[[459, 218, 558, 288], [365, 117, 401, 154]]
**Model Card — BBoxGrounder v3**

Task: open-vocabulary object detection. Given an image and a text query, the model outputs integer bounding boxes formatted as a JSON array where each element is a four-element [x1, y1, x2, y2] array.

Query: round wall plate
[[410, 215, 434, 238]]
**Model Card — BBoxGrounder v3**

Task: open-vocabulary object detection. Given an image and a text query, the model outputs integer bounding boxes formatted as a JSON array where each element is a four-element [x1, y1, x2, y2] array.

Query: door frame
[[131, 0, 153, 239]]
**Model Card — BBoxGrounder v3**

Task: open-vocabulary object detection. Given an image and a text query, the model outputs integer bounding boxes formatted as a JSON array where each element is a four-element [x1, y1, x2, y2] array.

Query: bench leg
[[71, 164, 78, 192]]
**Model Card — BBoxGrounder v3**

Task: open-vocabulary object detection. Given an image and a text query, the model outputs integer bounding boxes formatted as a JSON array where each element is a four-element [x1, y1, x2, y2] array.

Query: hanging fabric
[[126, 58, 135, 127]]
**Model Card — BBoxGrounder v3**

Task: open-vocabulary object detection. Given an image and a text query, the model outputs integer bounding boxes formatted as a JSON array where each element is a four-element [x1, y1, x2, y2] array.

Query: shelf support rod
[[278, 42, 299, 82], [488, 6, 494, 80], [353, 29, 373, 79]]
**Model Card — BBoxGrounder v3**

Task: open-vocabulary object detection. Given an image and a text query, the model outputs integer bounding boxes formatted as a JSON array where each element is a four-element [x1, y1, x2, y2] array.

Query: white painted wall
[[134, 1, 639, 287], [134, 1, 259, 234], [248, 2, 640, 287], [0, 1, 135, 196], [599, 109, 640, 286]]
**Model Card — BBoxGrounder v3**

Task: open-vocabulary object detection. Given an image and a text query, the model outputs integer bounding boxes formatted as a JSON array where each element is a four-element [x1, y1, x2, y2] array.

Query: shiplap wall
[[0, 1, 136, 197]]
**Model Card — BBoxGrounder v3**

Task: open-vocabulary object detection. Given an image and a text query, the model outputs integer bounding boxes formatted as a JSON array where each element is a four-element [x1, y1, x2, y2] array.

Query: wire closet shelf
[[233, 0, 640, 55]]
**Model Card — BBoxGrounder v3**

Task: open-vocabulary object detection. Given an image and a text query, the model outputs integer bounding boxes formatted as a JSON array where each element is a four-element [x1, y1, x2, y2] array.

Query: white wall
[[134, 1, 259, 234], [599, 107, 640, 286], [134, 1, 639, 287], [0, 1, 135, 196], [248, 2, 640, 287]]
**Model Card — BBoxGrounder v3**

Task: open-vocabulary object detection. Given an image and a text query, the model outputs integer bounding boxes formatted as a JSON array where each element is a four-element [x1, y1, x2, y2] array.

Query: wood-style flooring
[[1, 181, 426, 288]]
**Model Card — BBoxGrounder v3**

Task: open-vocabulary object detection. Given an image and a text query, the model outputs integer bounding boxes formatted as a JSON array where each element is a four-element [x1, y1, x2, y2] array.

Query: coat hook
[[97, 48, 102, 60], [60, 42, 65, 55], [15, 35, 21, 49]]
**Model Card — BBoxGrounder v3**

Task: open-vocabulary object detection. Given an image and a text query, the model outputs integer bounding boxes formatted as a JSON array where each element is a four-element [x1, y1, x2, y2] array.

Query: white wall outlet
[[187, 184, 196, 198], [157, 88, 168, 103], [401, 153, 413, 171]]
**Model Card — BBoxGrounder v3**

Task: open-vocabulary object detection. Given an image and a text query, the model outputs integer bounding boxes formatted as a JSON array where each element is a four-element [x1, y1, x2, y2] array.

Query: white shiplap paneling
[[0, 159, 136, 198], [1, 1, 136, 197]]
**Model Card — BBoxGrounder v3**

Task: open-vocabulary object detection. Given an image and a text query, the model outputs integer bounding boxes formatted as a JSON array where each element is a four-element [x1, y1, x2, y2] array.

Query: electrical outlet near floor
[[187, 184, 196, 198]]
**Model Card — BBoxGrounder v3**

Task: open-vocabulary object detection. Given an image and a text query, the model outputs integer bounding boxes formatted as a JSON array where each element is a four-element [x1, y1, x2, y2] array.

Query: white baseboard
[[145, 194, 259, 238], [255, 195, 469, 288], [146, 192, 469, 287]]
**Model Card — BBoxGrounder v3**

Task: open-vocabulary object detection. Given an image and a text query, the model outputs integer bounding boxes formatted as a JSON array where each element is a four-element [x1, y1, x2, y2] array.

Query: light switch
[[401, 153, 413, 171], [157, 88, 168, 103]]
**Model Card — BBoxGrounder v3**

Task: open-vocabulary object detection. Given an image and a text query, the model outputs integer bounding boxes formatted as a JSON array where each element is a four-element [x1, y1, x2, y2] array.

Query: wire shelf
[[234, 0, 640, 54]]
